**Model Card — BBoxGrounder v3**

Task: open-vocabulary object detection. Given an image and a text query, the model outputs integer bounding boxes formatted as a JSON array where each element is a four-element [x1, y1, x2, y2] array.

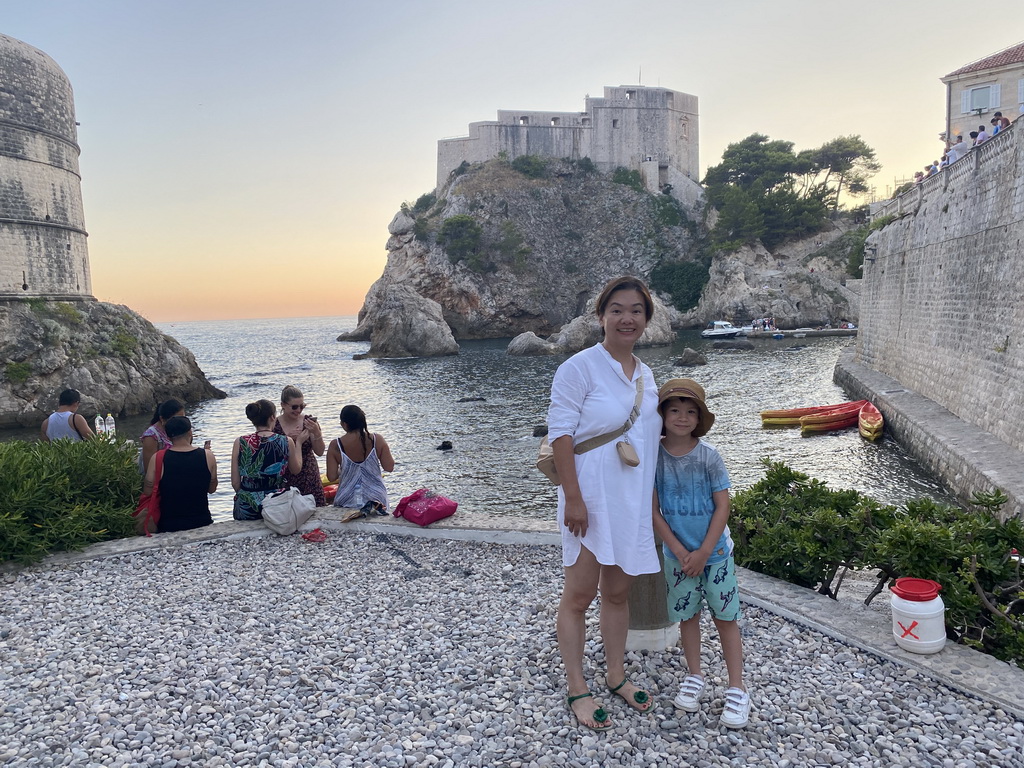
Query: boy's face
[[662, 397, 701, 438]]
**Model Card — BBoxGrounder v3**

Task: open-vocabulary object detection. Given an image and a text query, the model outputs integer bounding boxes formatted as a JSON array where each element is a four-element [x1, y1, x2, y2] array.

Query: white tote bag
[[261, 487, 316, 535]]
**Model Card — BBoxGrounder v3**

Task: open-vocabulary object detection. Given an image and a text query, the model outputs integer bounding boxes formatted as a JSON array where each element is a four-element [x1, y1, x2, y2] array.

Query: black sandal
[[608, 678, 652, 712], [567, 692, 612, 732]]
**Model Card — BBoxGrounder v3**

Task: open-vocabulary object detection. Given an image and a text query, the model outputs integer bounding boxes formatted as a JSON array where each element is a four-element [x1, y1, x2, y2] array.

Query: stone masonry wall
[[861, 122, 1024, 454], [0, 33, 91, 299]]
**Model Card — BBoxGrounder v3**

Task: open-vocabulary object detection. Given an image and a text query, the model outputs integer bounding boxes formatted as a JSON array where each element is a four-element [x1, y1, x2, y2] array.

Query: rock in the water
[[532, 425, 548, 437], [457, 397, 485, 402], [507, 332, 559, 356], [713, 339, 755, 350], [675, 347, 708, 366], [0, 299, 224, 428], [436, 440, 453, 451], [359, 285, 459, 359]]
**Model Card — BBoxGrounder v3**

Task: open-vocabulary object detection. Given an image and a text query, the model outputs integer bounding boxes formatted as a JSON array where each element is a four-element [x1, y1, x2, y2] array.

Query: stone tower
[[0, 33, 92, 299]]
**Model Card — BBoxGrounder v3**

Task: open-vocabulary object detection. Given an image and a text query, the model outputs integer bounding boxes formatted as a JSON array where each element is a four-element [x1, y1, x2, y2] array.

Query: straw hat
[[657, 378, 715, 437]]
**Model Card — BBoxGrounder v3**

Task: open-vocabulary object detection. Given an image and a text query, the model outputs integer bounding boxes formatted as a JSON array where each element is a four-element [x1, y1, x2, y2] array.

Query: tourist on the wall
[[40, 388, 94, 442], [327, 404, 394, 519], [994, 111, 1011, 130], [140, 399, 185, 472], [274, 385, 326, 506], [546, 276, 661, 731], [230, 399, 302, 520], [143, 416, 217, 533], [975, 125, 989, 146]]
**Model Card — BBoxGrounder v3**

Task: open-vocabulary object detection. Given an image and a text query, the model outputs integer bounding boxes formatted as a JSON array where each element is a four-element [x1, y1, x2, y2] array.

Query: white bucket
[[890, 578, 946, 654]]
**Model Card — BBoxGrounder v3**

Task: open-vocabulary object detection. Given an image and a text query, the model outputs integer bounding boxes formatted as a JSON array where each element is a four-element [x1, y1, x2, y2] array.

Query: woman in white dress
[[547, 276, 662, 731]]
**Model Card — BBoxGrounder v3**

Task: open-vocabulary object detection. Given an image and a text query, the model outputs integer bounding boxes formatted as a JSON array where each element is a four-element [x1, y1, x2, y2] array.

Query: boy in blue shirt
[[652, 378, 750, 729]]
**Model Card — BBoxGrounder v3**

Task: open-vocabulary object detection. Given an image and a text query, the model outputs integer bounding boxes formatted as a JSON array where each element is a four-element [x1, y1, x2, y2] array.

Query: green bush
[[413, 217, 432, 243], [438, 214, 484, 270], [111, 331, 138, 357], [732, 461, 1024, 666], [650, 260, 710, 312], [0, 438, 139, 564], [652, 194, 684, 228], [412, 192, 436, 215], [611, 167, 644, 192], [511, 155, 547, 179], [5, 362, 32, 383]]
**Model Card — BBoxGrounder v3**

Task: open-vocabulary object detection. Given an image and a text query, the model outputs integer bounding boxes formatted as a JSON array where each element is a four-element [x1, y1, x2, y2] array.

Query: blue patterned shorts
[[664, 554, 740, 622]]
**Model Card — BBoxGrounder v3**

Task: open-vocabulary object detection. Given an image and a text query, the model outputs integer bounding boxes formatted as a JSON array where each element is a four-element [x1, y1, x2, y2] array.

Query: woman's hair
[[165, 415, 192, 440], [595, 275, 654, 321], [281, 385, 303, 404], [245, 399, 276, 427], [340, 404, 370, 454], [150, 399, 184, 425]]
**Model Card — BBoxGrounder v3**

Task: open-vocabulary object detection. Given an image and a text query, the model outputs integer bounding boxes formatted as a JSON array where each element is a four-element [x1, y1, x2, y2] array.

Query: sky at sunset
[[5, 2, 1024, 321]]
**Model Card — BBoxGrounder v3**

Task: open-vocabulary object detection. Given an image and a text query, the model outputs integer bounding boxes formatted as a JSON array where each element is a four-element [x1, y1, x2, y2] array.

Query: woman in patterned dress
[[230, 399, 302, 520], [273, 385, 326, 506], [139, 399, 185, 472]]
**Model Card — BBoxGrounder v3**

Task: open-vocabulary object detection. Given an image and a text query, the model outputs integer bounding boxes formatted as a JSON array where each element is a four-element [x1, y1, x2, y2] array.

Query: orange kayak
[[761, 400, 867, 427], [800, 411, 860, 435], [859, 402, 884, 441]]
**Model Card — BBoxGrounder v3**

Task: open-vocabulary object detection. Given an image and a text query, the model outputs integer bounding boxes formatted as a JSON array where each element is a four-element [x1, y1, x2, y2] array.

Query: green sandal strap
[[567, 692, 594, 705], [609, 679, 651, 706]]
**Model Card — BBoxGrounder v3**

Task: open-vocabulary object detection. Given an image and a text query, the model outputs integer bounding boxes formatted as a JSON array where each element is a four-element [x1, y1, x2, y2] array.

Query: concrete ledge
[[835, 350, 1024, 518]]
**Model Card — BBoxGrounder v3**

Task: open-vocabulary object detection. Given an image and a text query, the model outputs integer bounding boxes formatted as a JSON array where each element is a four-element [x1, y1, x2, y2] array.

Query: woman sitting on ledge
[[231, 399, 302, 520], [327, 405, 394, 519], [143, 415, 218, 533]]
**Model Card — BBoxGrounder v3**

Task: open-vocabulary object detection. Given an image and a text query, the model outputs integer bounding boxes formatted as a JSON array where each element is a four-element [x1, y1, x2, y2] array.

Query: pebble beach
[[3, 530, 1024, 767]]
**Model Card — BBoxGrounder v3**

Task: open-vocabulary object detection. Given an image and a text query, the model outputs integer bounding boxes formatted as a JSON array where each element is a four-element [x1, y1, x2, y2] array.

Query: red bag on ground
[[393, 488, 457, 527], [133, 449, 167, 537]]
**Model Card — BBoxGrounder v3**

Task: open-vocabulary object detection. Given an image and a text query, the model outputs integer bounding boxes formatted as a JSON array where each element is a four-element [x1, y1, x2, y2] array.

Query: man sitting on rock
[[40, 388, 95, 442]]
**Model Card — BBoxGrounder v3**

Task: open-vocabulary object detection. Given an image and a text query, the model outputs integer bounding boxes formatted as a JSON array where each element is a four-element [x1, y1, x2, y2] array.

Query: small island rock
[[713, 339, 755, 351], [675, 348, 708, 366], [507, 332, 559, 356], [359, 285, 459, 359]]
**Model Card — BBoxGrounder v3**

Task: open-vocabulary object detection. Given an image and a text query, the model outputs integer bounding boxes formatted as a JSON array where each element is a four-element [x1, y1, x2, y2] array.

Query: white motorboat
[[701, 320, 742, 339]]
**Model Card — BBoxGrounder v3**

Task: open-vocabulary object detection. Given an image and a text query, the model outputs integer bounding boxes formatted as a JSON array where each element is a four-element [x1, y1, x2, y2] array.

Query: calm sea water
[[9, 316, 953, 522]]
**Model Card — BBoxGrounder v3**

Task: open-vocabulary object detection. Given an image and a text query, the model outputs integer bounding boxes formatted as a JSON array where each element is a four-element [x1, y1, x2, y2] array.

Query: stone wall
[[862, 122, 1024, 454], [0, 33, 92, 299]]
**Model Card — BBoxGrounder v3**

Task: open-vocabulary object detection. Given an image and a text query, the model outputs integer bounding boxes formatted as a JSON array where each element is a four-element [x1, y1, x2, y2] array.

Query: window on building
[[550, 117, 560, 126], [961, 84, 1001, 114], [581, 117, 591, 126], [612, 119, 619, 128], [680, 119, 688, 138], [519, 116, 529, 125], [625, 90, 636, 100]]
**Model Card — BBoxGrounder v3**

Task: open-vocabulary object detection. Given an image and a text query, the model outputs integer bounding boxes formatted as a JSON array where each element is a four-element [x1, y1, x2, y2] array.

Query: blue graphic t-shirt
[[655, 440, 733, 563]]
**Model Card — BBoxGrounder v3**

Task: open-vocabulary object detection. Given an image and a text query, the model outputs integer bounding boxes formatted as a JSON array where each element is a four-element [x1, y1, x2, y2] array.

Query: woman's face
[[283, 397, 305, 418], [599, 288, 648, 348]]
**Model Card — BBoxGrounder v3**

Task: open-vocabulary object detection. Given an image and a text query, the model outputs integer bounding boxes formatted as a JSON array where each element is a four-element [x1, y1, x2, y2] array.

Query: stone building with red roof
[[941, 41, 1024, 142]]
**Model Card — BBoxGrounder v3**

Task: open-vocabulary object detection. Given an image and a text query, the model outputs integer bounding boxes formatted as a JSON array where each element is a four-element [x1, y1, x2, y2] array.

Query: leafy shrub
[[412, 192, 436, 215], [413, 217, 432, 243], [652, 194, 684, 228], [650, 260, 710, 312], [511, 155, 547, 179], [573, 157, 596, 174], [0, 438, 139, 564], [611, 167, 644, 192], [51, 302, 84, 325], [5, 362, 32, 383], [732, 461, 1024, 666], [111, 331, 138, 357], [438, 215, 483, 269]]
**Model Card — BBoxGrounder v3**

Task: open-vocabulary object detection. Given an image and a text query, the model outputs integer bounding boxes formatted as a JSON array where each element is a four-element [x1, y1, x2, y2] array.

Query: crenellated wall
[[860, 123, 1024, 455]]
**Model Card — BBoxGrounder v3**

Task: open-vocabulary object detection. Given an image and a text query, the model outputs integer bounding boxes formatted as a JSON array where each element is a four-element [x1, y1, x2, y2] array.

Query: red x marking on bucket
[[898, 620, 920, 639]]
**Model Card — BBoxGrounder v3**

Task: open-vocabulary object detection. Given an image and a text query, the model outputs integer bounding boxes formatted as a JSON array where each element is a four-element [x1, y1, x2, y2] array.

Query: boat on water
[[701, 320, 742, 339], [859, 402, 884, 441], [761, 399, 868, 427]]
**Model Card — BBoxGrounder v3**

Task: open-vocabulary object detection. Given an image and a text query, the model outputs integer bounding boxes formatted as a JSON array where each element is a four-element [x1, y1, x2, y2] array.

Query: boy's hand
[[669, 542, 690, 563], [681, 548, 710, 578]]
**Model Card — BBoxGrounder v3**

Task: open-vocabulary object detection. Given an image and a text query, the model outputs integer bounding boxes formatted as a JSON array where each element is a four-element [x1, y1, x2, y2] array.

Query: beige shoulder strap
[[573, 374, 645, 455]]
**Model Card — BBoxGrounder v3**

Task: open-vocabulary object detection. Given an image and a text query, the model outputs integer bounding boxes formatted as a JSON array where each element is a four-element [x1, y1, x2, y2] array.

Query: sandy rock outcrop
[[0, 299, 224, 428], [507, 332, 559, 356], [354, 285, 459, 359]]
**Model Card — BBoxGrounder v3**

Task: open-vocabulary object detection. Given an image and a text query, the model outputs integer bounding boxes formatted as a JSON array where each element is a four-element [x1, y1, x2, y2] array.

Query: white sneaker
[[720, 687, 751, 729], [673, 674, 705, 712]]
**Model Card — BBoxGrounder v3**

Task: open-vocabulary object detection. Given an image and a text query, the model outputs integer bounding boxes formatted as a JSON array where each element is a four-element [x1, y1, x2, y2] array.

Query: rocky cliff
[[0, 299, 224, 428], [343, 158, 859, 354]]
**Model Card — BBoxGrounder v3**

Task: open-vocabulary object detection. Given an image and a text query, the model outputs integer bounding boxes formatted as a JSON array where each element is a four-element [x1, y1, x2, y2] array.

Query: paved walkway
[[26, 507, 1024, 721]]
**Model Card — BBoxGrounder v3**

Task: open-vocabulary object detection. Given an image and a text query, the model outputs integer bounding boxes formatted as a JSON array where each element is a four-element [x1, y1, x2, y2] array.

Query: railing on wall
[[871, 120, 1018, 220]]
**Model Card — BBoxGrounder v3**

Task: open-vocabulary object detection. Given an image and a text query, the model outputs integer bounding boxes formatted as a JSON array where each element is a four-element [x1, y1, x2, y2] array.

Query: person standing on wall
[[547, 276, 662, 732], [40, 388, 95, 442]]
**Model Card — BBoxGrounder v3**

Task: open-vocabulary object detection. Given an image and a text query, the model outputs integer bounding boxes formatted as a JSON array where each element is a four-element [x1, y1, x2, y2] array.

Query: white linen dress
[[547, 343, 661, 576]]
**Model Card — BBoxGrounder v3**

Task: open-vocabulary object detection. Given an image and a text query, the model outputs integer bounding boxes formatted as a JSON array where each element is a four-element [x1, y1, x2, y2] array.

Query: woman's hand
[[563, 495, 590, 538]]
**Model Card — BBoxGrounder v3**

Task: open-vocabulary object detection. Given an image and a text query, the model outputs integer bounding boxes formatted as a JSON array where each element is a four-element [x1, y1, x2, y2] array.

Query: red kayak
[[762, 400, 867, 427]]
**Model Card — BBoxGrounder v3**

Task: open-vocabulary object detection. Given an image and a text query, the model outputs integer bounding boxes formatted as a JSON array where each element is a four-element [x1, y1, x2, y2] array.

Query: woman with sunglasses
[[273, 385, 326, 506]]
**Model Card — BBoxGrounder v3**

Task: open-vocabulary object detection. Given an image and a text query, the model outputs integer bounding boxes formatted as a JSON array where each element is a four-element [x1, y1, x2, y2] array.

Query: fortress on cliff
[[436, 86, 701, 202], [0, 33, 92, 299]]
